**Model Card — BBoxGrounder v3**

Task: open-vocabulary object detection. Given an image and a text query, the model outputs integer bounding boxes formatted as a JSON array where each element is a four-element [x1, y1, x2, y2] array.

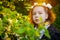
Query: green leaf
[[15, 27, 25, 34], [30, 37, 34, 40], [0, 1, 2, 4], [44, 29, 51, 39], [0, 6, 3, 11], [0, 19, 5, 35], [21, 37, 28, 40]]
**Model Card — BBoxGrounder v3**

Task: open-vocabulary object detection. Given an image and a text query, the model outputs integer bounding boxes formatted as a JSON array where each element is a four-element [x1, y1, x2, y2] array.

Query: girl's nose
[[35, 16, 38, 18], [35, 13, 39, 18]]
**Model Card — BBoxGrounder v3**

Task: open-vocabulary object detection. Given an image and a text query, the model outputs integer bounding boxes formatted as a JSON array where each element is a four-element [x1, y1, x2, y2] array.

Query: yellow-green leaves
[[0, 18, 5, 35], [0, 1, 2, 4], [44, 28, 51, 39], [39, 16, 43, 23], [0, 1, 51, 40], [35, 30, 40, 37]]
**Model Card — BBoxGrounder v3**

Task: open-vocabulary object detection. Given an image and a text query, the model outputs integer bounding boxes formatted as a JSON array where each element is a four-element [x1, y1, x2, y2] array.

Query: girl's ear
[[46, 13, 48, 19]]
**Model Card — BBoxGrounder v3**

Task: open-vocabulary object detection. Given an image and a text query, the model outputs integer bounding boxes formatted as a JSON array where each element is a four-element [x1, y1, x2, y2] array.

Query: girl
[[29, 5, 60, 40]]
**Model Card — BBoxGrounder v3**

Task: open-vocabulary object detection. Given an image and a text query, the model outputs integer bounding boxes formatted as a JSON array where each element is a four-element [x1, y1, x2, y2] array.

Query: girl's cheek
[[39, 15, 46, 22], [33, 15, 36, 21]]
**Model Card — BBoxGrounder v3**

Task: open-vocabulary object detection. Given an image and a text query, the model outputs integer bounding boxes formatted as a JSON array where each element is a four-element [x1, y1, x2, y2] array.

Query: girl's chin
[[34, 21, 43, 25], [34, 22, 40, 24]]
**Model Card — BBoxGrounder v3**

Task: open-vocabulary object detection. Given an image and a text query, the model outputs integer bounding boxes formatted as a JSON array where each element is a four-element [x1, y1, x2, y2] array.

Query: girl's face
[[33, 6, 48, 24]]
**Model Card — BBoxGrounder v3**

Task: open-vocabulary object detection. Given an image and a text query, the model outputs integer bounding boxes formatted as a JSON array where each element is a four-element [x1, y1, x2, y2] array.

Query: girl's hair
[[29, 5, 56, 25]]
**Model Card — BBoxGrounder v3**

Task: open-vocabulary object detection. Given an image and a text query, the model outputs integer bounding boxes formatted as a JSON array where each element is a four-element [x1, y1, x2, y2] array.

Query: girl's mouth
[[35, 19, 39, 21]]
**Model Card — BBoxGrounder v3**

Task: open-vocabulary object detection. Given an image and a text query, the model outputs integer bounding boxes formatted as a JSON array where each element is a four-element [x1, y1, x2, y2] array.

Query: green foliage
[[0, 0, 50, 40], [52, 4, 60, 30], [1, 0, 32, 15], [0, 1, 2, 4], [0, 19, 5, 35]]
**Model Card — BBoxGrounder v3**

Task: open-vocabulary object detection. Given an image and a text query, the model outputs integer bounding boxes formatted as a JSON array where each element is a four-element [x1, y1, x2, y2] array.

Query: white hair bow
[[42, 2, 52, 9], [31, 2, 52, 9]]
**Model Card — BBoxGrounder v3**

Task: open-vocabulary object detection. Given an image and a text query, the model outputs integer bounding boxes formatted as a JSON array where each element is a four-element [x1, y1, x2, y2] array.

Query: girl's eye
[[39, 13, 42, 14], [33, 13, 36, 15]]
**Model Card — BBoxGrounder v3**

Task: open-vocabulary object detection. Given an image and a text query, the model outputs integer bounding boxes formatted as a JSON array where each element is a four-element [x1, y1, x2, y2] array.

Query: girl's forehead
[[33, 6, 45, 12]]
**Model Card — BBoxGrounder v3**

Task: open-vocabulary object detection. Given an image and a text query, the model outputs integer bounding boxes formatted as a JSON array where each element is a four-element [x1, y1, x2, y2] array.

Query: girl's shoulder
[[48, 24, 60, 35], [42, 24, 60, 40]]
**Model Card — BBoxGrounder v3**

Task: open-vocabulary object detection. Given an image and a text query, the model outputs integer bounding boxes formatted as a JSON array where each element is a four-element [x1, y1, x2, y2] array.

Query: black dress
[[41, 24, 60, 40]]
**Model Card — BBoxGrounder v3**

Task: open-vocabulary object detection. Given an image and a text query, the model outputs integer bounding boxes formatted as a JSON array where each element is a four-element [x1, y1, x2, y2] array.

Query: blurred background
[[0, 0, 60, 40]]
